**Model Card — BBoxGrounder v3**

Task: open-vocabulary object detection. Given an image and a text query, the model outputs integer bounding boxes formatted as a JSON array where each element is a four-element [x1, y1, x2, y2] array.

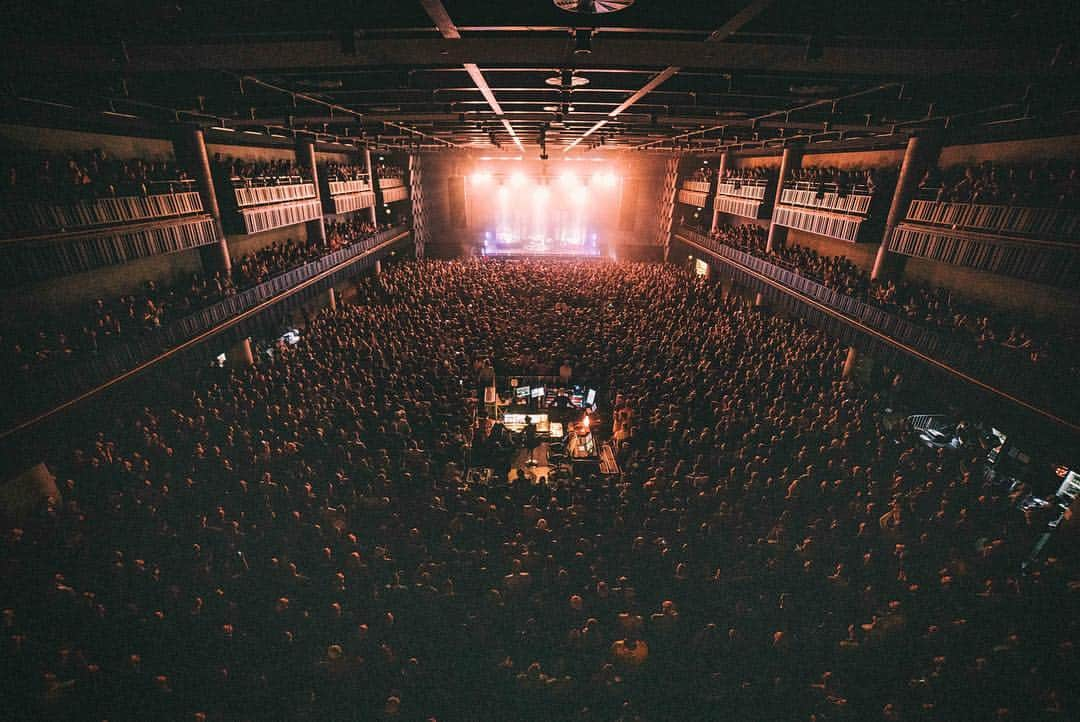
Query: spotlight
[[574, 28, 593, 55]]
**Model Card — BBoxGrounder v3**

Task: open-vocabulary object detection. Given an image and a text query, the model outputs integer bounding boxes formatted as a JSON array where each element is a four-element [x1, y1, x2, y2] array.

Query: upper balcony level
[[378, 176, 405, 190], [714, 177, 771, 220], [1, 182, 202, 237], [327, 178, 372, 196], [779, 180, 874, 215], [229, 176, 317, 208]]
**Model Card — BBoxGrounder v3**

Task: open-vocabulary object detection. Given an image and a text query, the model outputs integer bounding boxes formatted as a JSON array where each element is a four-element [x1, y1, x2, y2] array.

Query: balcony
[[681, 180, 712, 194], [378, 176, 405, 190], [906, 199, 1080, 240], [672, 226, 1076, 423], [231, 180, 317, 208], [239, 199, 323, 234], [677, 188, 710, 207], [780, 182, 873, 215], [381, 186, 410, 204], [331, 192, 377, 215], [0, 187, 203, 237], [327, 179, 372, 196], [890, 199, 1080, 286], [772, 205, 865, 243], [4, 225, 411, 432], [1, 216, 220, 285], [714, 179, 770, 219], [716, 179, 769, 200]]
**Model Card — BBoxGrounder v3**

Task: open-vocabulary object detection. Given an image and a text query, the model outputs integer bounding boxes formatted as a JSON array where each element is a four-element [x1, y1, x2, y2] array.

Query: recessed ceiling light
[[545, 75, 590, 88]]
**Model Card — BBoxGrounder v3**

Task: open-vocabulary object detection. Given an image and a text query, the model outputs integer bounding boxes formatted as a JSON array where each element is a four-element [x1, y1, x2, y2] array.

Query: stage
[[480, 231, 602, 257]]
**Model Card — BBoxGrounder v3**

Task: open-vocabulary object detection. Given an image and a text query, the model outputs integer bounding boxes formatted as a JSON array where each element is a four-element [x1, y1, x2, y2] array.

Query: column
[[296, 136, 328, 248], [842, 346, 858, 380], [327, 287, 337, 311], [374, 259, 382, 275], [364, 148, 380, 225], [765, 145, 802, 254], [228, 337, 254, 368], [872, 132, 943, 280], [710, 151, 728, 234], [174, 125, 231, 273]]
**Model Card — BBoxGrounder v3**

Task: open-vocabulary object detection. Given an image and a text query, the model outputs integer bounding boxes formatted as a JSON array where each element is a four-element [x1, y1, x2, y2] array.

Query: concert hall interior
[[1, 1, 1080, 721]]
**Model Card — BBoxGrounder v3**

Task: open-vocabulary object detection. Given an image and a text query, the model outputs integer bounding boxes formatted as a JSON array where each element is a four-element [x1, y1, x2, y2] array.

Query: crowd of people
[[707, 224, 1078, 372], [687, 166, 715, 184], [1, 150, 191, 202], [720, 167, 775, 184], [2, 258, 1076, 721], [321, 163, 371, 183], [0, 221, 393, 384], [917, 161, 1080, 209], [215, 157, 308, 186], [786, 166, 894, 197], [375, 162, 405, 180]]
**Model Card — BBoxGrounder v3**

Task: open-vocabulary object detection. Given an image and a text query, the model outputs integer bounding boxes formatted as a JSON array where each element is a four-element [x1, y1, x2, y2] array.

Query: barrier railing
[[328, 179, 372, 196], [681, 180, 712, 194], [0, 190, 204, 236], [229, 174, 306, 188], [674, 226, 1073, 416], [331, 191, 377, 215], [1, 216, 219, 285], [677, 189, 710, 207], [780, 187, 873, 215], [7, 225, 410, 427], [239, 199, 323, 234], [889, 224, 1080, 288], [773, 205, 864, 242], [906, 199, 1080, 240], [233, 182, 317, 208], [381, 186, 410, 204], [379, 176, 405, 190], [716, 179, 769, 200], [714, 195, 764, 219]]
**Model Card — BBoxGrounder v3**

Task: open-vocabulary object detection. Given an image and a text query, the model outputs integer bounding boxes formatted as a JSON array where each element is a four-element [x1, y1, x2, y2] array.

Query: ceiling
[[2, 1, 1079, 155]]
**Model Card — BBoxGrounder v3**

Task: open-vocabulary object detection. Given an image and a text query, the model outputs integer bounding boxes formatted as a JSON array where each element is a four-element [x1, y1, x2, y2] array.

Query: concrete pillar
[[327, 287, 337, 311], [228, 337, 254, 368], [364, 148, 380, 225], [374, 259, 382, 275], [296, 137, 328, 248], [872, 133, 943, 281], [842, 346, 858, 379], [710, 151, 729, 234], [753, 292, 764, 307], [766, 145, 802, 254], [174, 126, 231, 273]]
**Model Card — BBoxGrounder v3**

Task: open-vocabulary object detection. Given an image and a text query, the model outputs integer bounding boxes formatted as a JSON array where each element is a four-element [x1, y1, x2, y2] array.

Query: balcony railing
[[0, 189, 204, 237], [381, 186, 410, 204], [716, 179, 769, 200], [681, 180, 712, 194], [379, 176, 405, 190], [677, 189, 710, 207], [239, 199, 323, 234], [233, 182, 317, 208], [905, 199, 1080, 240], [889, 224, 1079, 288], [328, 179, 372, 196], [331, 191, 377, 215], [9, 225, 410, 428], [1, 216, 220, 285], [714, 195, 765, 219], [674, 226, 1074, 418], [780, 186, 873, 215], [773, 205, 865, 242]]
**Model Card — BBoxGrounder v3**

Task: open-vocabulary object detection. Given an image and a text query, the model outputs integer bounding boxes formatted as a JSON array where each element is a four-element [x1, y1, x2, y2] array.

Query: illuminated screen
[[531, 387, 545, 398], [515, 386, 531, 399]]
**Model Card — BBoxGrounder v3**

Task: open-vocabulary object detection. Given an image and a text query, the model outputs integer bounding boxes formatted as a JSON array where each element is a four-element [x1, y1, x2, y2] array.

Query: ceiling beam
[[418, 0, 461, 40], [9, 38, 1056, 78], [707, 0, 778, 43]]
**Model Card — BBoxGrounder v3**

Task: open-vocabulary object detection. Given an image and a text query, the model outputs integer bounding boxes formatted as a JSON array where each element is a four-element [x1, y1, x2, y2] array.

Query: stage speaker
[[619, 179, 642, 230], [447, 176, 467, 228]]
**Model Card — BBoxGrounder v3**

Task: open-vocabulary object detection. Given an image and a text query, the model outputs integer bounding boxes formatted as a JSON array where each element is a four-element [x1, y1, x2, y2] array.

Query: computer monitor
[[515, 386, 531, 399], [531, 386, 544, 398], [585, 388, 597, 407]]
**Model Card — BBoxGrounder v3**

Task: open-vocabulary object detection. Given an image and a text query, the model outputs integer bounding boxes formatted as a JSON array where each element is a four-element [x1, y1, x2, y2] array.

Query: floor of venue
[[2, 258, 1076, 722]]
